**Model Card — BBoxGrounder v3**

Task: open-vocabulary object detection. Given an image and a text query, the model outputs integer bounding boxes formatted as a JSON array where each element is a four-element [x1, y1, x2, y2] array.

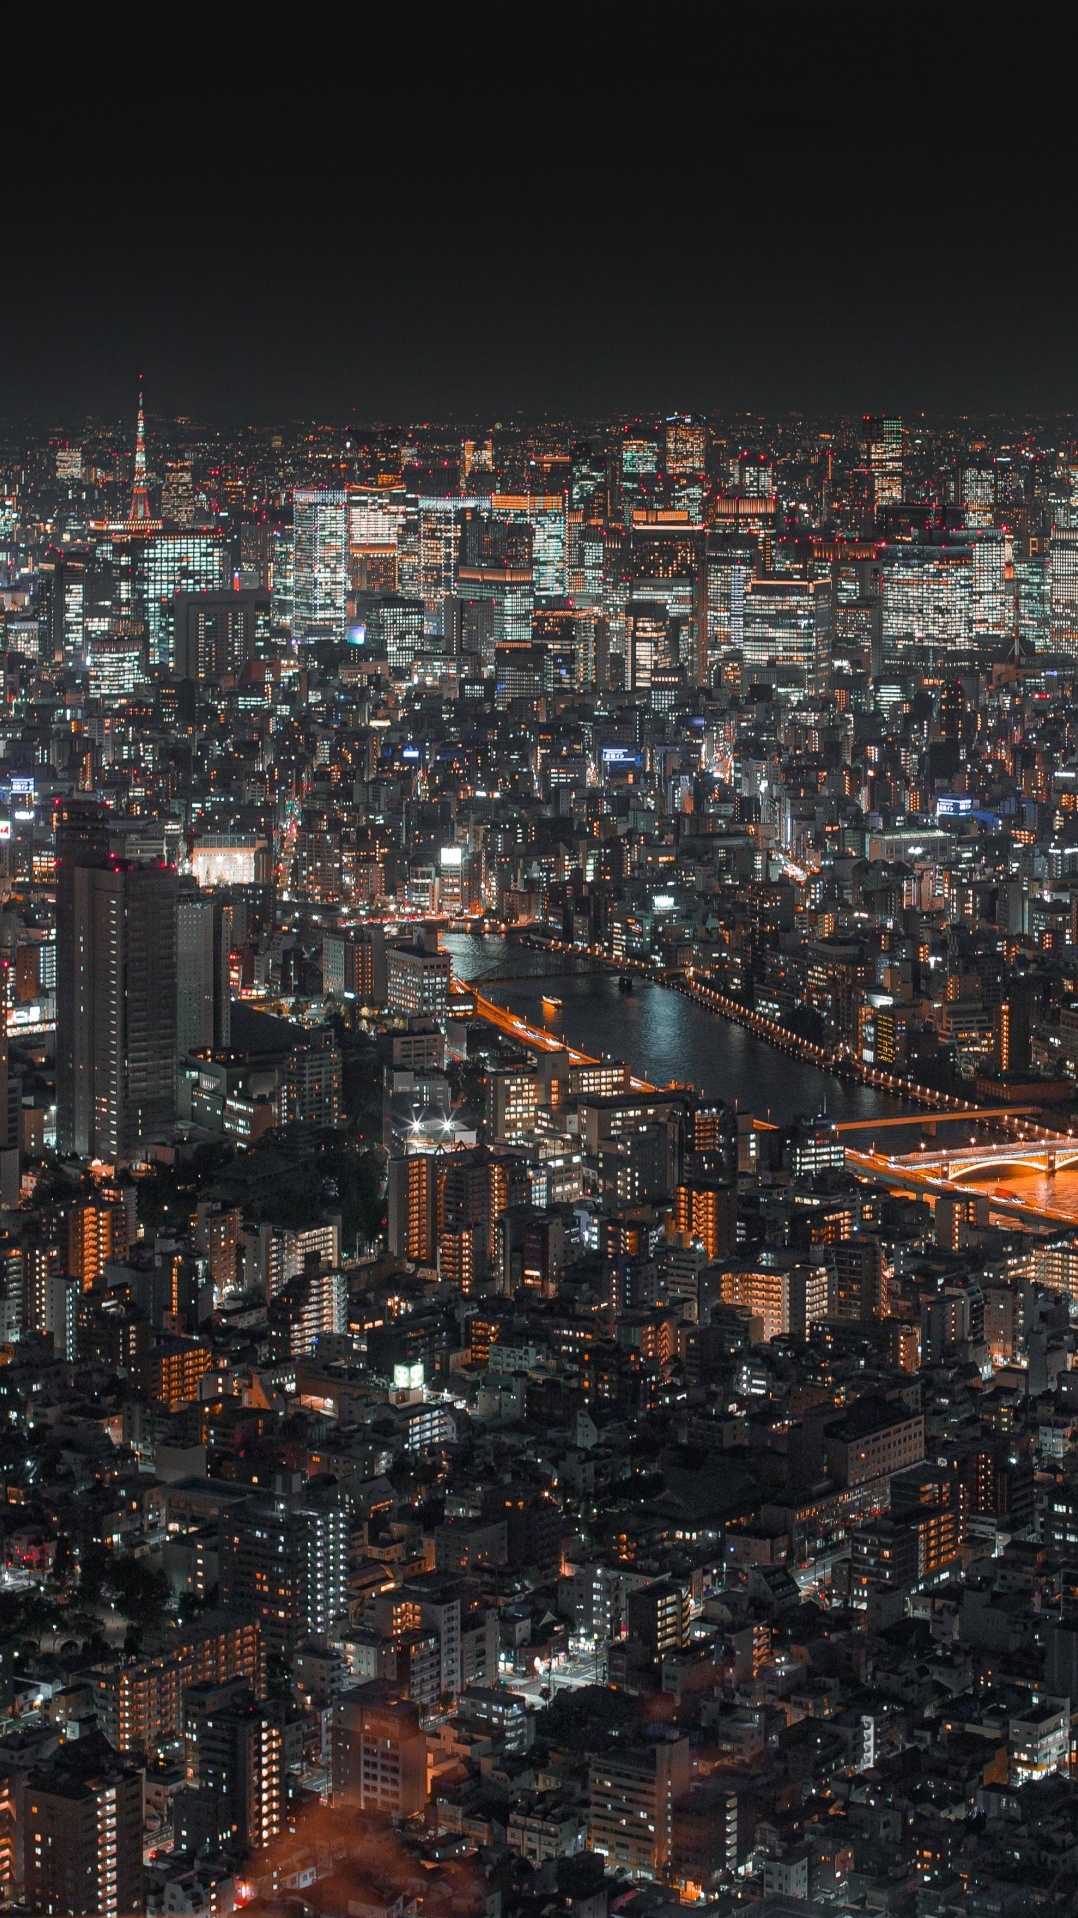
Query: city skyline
[[7, 168, 1078, 1908]]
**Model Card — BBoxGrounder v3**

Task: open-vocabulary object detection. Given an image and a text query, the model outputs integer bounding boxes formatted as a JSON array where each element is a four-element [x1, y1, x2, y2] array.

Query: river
[[443, 934, 912, 1127]]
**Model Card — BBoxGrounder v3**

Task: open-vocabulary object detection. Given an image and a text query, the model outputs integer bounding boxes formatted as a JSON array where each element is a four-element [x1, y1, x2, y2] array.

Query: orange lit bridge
[[887, 1135, 1078, 1183]]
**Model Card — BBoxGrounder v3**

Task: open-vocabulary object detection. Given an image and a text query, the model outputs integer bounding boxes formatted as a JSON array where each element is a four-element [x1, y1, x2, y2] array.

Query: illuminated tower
[[127, 384, 155, 528]]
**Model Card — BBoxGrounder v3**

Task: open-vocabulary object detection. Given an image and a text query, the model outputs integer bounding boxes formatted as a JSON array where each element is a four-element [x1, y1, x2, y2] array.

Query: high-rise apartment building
[[24, 1247, 77, 1357], [387, 1152, 437, 1264], [718, 1261, 828, 1342], [220, 1485, 349, 1653], [194, 1694, 284, 1852], [588, 1734, 690, 1878], [56, 803, 178, 1160], [22, 1731, 144, 1917], [331, 1679, 428, 1818], [292, 489, 349, 642]]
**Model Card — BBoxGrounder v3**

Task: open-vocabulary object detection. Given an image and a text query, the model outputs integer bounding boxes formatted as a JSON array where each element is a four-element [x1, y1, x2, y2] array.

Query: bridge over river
[[890, 1135, 1078, 1182]]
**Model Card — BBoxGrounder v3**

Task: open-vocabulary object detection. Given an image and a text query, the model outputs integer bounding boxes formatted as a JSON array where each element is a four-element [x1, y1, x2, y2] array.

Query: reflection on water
[[968, 1166, 1078, 1226], [444, 934, 911, 1128]]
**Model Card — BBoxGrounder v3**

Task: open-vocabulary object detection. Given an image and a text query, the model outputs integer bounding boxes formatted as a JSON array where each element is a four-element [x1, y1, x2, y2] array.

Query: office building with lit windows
[[665, 414, 706, 475], [486, 1065, 539, 1144], [176, 889, 231, 1053], [863, 415, 903, 509], [456, 562, 534, 647], [742, 576, 832, 694], [322, 924, 388, 1006], [879, 541, 973, 658], [135, 530, 226, 665], [1050, 527, 1078, 653], [386, 941, 451, 1023], [87, 622, 146, 695], [705, 535, 752, 668], [293, 488, 349, 642], [173, 588, 270, 678], [493, 494, 566, 597], [627, 600, 668, 690]]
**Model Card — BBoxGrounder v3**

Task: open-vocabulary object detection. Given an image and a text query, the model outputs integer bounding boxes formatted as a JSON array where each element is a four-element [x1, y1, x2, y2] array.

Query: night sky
[[4, 27, 1070, 426]]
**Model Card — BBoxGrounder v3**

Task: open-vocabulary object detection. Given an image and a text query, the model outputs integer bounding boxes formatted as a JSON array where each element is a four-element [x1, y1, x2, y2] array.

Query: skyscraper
[[627, 600, 669, 690], [176, 887, 231, 1055], [134, 531, 226, 665], [1050, 528, 1078, 653], [862, 415, 904, 510], [664, 414, 707, 476], [742, 577, 833, 695], [292, 488, 349, 642], [880, 541, 973, 661], [172, 588, 270, 678], [56, 803, 178, 1161], [629, 525, 707, 684]]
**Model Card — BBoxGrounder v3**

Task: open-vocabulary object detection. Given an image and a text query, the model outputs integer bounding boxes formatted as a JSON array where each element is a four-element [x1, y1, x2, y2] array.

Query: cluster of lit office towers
[[32, 411, 1078, 708]]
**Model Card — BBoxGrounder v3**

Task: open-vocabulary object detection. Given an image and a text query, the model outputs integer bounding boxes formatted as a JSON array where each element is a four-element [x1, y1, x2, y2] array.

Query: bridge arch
[[941, 1155, 1050, 1181]]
